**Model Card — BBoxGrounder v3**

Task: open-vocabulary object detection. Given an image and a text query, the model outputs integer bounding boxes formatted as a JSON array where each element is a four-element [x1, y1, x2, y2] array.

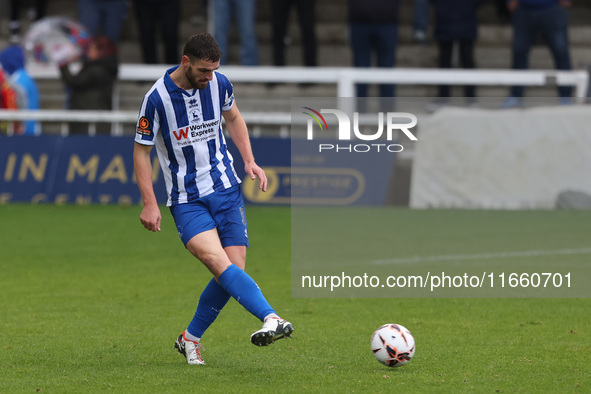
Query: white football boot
[[250, 317, 294, 347], [174, 332, 205, 365]]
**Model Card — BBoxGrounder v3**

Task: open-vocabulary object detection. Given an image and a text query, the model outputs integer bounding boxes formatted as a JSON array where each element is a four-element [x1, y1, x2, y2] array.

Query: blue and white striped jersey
[[135, 66, 241, 206]]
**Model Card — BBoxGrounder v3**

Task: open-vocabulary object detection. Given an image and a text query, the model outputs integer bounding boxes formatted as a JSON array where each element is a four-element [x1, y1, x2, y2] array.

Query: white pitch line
[[371, 247, 591, 265]]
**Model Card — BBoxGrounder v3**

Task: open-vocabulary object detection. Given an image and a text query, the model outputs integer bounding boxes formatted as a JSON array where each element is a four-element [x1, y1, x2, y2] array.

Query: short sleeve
[[135, 96, 160, 145], [216, 72, 235, 112]]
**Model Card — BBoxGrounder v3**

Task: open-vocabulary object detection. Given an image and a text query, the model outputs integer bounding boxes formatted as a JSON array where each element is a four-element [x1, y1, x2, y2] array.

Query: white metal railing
[[0, 109, 411, 137], [28, 63, 590, 100], [0, 109, 292, 137], [1, 64, 587, 135]]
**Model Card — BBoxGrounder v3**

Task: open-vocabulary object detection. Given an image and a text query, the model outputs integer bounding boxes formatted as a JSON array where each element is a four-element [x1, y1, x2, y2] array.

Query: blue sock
[[217, 264, 276, 322], [186, 278, 231, 338]]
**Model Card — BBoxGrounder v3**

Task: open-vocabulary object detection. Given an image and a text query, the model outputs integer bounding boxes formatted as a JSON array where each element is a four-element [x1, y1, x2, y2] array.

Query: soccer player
[[133, 33, 293, 365]]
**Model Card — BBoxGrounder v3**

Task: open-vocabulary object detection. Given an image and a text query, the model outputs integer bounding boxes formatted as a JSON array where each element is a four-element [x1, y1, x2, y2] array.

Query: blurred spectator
[[429, 0, 484, 109], [347, 0, 400, 98], [77, 0, 129, 43], [502, 0, 573, 107], [493, 0, 511, 23], [213, 0, 259, 65], [0, 67, 20, 134], [9, 0, 47, 44], [133, 0, 180, 64], [271, 0, 317, 67], [59, 36, 118, 134], [413, 0, 429, 44], [0, 45, 41, 135]]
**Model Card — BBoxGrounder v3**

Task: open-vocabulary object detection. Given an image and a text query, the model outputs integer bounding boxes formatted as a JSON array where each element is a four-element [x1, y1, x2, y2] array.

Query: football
[[371, 324, 415, 367]]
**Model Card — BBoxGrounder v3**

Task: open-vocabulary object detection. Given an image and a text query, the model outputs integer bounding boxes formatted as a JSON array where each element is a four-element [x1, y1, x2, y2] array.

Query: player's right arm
[[133, 142, 161, 232]]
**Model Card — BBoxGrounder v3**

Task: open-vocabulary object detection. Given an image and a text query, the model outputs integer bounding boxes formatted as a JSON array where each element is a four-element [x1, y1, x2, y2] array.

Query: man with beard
[[133, 33, 293, 366]]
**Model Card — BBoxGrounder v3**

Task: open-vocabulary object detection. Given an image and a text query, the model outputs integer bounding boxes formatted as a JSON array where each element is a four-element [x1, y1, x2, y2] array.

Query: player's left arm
[[222, 104, 267, 192]]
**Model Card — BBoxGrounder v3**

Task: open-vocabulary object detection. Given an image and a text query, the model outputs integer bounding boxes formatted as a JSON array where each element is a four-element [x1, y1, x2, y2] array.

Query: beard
[[186, 66, 209, 90]]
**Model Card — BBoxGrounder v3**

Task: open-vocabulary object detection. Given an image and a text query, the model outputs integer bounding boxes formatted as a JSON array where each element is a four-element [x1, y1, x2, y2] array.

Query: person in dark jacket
[[430, 0, 484, 107], [347, 0, 400, 100], [59, 35, 118, 134]]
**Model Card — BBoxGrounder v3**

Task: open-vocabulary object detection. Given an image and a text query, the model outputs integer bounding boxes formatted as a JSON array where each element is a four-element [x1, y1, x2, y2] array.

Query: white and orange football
[[371, 324, 416, 367]]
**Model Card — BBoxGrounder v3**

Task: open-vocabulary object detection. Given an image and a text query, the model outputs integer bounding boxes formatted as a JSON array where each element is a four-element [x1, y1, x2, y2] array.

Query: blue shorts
[[170, 185, 249, 248]]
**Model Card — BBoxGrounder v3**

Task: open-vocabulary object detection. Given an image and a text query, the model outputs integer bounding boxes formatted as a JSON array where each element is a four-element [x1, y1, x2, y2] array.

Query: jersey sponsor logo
[[171, 120, 220, 141], [136, 116, 152, 136], [173, 127, 190, 140]]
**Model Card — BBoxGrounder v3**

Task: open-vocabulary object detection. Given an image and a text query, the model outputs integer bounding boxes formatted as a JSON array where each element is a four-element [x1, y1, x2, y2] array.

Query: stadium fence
[[0, 64, 588, 136]]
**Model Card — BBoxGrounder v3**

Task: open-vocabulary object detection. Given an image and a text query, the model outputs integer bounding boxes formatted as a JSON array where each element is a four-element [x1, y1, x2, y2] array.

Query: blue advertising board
[[0, 135, 395, 205], [232, 138, 396, 206], [0, 135, 166, 204]]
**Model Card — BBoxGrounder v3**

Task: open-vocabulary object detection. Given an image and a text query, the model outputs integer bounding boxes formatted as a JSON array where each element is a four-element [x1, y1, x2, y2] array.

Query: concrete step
[[177, 18, 591, 47], [254, 0, 591, 25], [214, 41, 591, 69]]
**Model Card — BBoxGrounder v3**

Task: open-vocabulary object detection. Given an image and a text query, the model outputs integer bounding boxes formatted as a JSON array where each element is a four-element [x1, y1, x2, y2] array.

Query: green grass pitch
[[1, 204, 589, 392]]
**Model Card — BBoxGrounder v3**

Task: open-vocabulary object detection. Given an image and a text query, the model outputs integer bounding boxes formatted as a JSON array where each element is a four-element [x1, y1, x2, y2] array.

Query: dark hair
[[90, 36, 118, 58], [183, 33, 222, 62]]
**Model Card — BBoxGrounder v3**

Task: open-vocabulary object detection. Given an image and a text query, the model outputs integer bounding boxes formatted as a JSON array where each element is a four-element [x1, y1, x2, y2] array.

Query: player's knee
[[193, 251, 231, 277], [224, 245, 247, 269], [190, 248, 215, 265]]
